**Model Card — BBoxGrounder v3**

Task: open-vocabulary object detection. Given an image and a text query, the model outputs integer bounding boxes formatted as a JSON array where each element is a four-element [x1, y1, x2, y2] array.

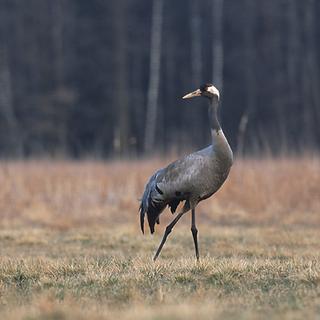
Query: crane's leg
[[191, 208, 199, 261], [153, 207, 189, 261]]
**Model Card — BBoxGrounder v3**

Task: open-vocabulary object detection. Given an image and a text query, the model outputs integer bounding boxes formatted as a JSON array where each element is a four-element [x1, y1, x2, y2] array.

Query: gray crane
[[140, 83, 233, 261]]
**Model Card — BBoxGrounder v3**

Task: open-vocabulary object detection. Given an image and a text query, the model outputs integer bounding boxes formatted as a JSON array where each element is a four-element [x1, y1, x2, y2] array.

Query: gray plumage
[[140, 83, 233, 261]]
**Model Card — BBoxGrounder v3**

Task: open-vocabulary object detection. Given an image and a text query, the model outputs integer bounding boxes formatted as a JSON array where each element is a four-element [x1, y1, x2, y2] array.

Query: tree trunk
[[303, 0, 320, 148], [188, 0, 203, 148], [0, 3, 22, 157], [287, 0, 299, 106], [51, 0, 69, 155], [212, 0, 224, 92], [51, 0, 64, 86], [190, 0, 202, 86], [0, 47, 22, 156], [144, 0, 163, 154], [113, 1, 129, 156], [237, 0, 256, 156]]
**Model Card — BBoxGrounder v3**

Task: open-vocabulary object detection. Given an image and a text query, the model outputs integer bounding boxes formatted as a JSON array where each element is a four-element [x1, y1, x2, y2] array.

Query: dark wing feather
[[169, 199, 180, 214], [139, 170, 167, 234]]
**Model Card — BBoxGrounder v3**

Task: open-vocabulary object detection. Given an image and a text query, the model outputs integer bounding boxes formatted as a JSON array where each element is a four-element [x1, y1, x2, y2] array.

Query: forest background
[[1, 0, 319, 159]]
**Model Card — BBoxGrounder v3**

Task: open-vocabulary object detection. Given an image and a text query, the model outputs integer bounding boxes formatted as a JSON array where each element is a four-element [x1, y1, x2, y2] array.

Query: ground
[[0, 157, 319, 319]]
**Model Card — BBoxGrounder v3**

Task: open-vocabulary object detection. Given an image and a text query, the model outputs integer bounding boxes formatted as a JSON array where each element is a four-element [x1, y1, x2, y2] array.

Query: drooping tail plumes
[[140, 173, 164, 234], [140, 167, 186, 234], [139, 171, 166, 234]]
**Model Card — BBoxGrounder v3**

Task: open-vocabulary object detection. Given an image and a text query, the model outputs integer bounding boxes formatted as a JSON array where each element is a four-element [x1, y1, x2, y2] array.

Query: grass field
[[0, 157, 319, 319]]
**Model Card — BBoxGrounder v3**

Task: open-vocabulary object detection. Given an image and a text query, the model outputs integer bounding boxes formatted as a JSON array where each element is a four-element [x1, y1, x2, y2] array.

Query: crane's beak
[[182, 89, 202, 99]]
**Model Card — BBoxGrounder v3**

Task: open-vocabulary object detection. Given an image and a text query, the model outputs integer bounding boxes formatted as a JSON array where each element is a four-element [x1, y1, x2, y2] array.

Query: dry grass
[[0, 156, 319, 319], [0, 227, 320, 320], [0, 156, 319, 228]]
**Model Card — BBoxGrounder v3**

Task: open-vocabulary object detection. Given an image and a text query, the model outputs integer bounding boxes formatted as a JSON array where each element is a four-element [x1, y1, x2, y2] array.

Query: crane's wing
[[140, 150, 211, 234]]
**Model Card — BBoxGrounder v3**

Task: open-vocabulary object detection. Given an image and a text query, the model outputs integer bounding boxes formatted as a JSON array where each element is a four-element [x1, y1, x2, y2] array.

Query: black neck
[[208, 97, 221, 133]]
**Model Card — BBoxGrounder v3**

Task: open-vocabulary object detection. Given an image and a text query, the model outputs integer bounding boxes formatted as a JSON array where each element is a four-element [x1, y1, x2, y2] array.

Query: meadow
[[0, 156, 319, 319]]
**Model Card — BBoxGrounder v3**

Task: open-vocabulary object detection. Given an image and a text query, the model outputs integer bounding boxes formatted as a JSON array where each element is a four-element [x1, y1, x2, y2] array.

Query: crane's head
[[182, 83, 220, 100]]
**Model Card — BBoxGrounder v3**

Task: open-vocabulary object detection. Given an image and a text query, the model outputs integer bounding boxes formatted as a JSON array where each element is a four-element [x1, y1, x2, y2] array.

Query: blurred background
[[0, 0, 319, 158]]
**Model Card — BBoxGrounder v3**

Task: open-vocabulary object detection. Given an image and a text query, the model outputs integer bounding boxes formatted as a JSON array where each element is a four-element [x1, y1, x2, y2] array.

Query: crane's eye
[[199, 85, 207, 92]]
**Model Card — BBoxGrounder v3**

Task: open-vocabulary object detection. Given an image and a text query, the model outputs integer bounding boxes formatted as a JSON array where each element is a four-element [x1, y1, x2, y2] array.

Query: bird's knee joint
[[165, 226, 172, 235], [191, 227, 198, 234]]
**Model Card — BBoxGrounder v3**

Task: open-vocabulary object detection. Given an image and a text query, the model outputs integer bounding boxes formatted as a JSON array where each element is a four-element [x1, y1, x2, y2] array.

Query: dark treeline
[[0, 0, 319, 158]]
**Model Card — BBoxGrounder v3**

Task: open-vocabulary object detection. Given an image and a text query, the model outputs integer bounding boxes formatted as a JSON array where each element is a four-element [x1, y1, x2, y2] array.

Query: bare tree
[[51, 0, 64, 86], [186, 0, 204, 148], [0, 47, 22, 156], [51, 0, 71, 155], [144, 0, 163, 154], [237, 0, 256, 156], [190, 0, 202, 86], [287, 0, 299, 107], [212, 0, 224, 91], [0, 2, 23, 157], [113, 1, 130, 156], [303, 0, 320, 147]]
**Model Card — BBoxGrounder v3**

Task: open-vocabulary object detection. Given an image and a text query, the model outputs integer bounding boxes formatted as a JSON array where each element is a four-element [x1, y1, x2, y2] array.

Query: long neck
[[208, 97, 233, 164], [208, 97, 221, 137]]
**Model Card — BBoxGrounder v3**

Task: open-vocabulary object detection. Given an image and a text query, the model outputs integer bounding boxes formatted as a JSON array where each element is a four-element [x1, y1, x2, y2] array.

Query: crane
[[140, 83, 233, 261]]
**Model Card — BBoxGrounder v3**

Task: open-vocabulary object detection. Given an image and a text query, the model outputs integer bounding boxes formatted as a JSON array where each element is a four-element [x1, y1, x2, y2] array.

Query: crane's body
[[140, 84, 233, 261]]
